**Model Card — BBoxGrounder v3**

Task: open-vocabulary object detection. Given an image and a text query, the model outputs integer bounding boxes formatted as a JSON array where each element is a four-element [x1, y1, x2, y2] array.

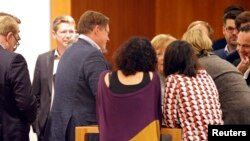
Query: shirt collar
[[54, 49, 61, 59], [244, 67, 250, 79], [78, 34, 101, 51], [0, 43, 6, 50], [224, 45, 230, 56]]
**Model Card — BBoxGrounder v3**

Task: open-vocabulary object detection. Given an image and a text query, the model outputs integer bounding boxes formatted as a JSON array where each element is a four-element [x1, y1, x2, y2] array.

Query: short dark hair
[[223, 5, 244, 25], [78, 10, 109, 34], [223, 5, 244, 15], [114, 37, 157, 76], [223, 10, 242, 24], [163, 40, 201, 77], [235, 11, 250, 30], [239, 24, 250, 32]]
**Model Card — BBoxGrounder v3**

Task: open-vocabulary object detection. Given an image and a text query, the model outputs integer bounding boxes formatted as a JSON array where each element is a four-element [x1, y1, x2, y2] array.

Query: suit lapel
[[246, 74, 250, 86], [47, 50, 55, 94]]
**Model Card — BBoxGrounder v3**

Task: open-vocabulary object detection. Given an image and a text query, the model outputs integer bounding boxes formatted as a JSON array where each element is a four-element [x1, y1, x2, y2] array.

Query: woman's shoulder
[[151, 71, 162, 81], [103, 70, 113, 87]]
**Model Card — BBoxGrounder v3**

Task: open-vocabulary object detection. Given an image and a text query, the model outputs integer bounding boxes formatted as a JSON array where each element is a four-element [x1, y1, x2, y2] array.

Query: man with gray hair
[[0, 13, 37, 141]]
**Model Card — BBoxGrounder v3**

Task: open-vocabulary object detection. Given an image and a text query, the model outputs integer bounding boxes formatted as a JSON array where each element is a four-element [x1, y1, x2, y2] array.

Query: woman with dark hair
[[162, 40, 223, 141], [97, 37, 161, 141]]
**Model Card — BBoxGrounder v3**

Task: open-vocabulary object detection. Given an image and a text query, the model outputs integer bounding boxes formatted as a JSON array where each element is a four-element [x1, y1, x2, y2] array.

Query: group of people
[[1, 5, 250, 141]]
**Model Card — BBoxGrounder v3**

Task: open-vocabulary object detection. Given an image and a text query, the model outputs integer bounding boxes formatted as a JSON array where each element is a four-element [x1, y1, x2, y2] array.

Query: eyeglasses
[[225, 27, 238, 33], [13, 34, 20, 48]]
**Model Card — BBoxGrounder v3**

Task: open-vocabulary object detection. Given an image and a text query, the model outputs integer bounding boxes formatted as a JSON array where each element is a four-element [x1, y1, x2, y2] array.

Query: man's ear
[[52, 31, 57, 39], [93, 25, 100, 35], [3, 32, 14, 52], [5, 32, 13, 47], [6, 32, 13, 41], [222, 26, 226, 35]]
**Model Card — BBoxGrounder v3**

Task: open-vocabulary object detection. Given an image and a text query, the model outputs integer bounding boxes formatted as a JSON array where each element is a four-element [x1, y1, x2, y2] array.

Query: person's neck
[[0, 43, 5, 49], [0, 36, 7, 49], [56, 46, 66, 57], [227, 44, 236, 53], [117, 70, 144, 85]]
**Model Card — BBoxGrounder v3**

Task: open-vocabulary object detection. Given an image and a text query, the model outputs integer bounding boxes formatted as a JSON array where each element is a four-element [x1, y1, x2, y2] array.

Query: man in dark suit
[[44, 10, 111, 141], [229, 11, 250, 67], [212, 5, 244, 51], [214, 10, 242, 61], [222, 11, 250, 66], [31, 16, 76, 141], [236, 24, 250, 86], [0, 14, 37, 141], [212, 38, 227, 51]]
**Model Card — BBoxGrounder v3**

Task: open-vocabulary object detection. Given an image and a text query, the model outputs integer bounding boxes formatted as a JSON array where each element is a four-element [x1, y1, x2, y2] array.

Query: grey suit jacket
[[0, 46, 37, 141], [199, 54, 250, 124], [44, 38, 110, 141], [31, 50, 55, 136]]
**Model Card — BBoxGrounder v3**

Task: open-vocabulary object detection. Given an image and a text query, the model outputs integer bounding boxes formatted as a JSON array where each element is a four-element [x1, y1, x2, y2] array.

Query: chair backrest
[[75, 125, 99, 141], [75, 125, 182, 141], [161, 128, 182, 141]]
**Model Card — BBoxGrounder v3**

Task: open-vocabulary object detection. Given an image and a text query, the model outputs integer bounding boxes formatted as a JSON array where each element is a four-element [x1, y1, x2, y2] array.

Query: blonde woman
[[151, 34, 176, 99], [187, 20, 214, 39], [182, 28, 250, 124], [151, 34, 176, 141]]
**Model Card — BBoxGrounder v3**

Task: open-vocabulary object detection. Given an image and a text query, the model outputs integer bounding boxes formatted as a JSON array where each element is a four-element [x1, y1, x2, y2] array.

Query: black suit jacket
[[214, 49, 240, 65], [44, 38, 110, 141], [0, 46, 37, 141], [212, 38, 227, 50], [226, 51, 240, 65], [213, 48, 228, 59], [246, 74, 250, 86], [31, 50, 55, 137]]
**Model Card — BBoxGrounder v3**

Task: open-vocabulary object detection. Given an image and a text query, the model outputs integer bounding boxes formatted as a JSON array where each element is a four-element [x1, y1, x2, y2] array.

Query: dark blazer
[[214, 48, 228, 59], [226, 51, 240, 65], [0, 46, 37, 141], [44, 38, 110, 141], [214, 49, 240, 66], [246, 74, 250, 86], [31, 50, 55, 139], [212, 38, 227, 50]]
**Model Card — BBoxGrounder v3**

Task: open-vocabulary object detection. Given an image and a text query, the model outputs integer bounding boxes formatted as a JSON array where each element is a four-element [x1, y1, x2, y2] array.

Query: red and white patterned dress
[[163, 69, 223, 141]]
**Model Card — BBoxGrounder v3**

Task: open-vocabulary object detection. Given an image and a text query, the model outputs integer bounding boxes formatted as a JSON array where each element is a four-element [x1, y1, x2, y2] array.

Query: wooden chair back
[[75, 125, 182, 141]]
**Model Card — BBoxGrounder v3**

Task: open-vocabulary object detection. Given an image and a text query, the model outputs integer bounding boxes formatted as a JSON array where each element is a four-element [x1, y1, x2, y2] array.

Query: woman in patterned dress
[[162, 40, 223, 141]]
